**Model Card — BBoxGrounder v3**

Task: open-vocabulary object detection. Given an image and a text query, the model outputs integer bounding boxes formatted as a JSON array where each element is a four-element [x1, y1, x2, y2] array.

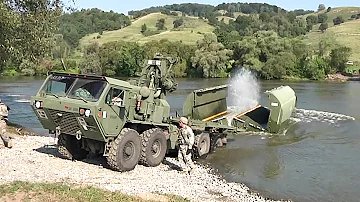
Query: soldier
[[0, 98, 12, 149], [177, 116, 196, 174]]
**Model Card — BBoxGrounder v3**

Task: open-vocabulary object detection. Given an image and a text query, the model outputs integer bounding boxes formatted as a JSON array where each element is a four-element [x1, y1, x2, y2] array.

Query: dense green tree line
[[73, 31, 350, 80], [128, 2, 292, 19], [214, 12, 309, 47]]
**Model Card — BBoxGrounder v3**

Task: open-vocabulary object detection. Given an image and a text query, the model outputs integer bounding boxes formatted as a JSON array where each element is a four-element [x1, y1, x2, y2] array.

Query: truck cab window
[[43, 76, 75, 97], [68, 79, 106, 101], [106, 88, 124, 106]]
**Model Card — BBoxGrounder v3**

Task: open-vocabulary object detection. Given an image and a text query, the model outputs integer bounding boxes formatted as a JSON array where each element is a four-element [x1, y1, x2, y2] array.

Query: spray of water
[[228, 68, 260, 113], [294, 108, 355, 124], [226, 68, 260, 125]]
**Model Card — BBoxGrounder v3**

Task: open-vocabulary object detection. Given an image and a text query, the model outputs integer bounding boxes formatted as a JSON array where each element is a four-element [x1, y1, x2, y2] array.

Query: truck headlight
[[79, 108, 91, 117], [34, 100, 43, 109]]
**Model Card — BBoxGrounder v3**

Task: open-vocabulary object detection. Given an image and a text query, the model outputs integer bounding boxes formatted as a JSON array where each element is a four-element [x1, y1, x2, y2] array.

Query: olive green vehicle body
[[30, 54, 297, 165]]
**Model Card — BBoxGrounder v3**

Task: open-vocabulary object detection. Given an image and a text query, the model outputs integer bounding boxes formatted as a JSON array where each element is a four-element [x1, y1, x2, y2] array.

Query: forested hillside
[[0, 1, 358, 80], [59, 8, 131, 47]]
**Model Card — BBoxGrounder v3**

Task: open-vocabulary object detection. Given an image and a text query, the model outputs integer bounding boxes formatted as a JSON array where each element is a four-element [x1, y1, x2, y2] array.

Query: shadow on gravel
[[162, 159, 182, 171], [33, 144, 108, 168]]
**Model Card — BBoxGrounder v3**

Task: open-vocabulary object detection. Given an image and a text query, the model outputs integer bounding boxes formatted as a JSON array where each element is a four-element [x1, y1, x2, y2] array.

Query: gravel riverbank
[[0, 135, 287, 202]]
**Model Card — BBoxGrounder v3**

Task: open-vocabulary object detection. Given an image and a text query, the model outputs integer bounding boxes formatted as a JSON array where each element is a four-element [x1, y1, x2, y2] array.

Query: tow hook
[[55, 126, 61, 137], [76, 131, 82, 140]]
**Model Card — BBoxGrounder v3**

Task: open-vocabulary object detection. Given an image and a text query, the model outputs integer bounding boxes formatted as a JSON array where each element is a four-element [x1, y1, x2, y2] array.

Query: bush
[[20, 68, 36, 76], [142, 30, 161, 37], [1, 69, 20, 76], [19, 60, 37, 75]]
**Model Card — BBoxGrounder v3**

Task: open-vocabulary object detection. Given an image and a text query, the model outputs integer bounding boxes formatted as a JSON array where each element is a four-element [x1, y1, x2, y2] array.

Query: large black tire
[[107, 128, 141, 172], [194, 133, 210, 158], [139, 128, 167, 167], [57, 134, 89, 160]]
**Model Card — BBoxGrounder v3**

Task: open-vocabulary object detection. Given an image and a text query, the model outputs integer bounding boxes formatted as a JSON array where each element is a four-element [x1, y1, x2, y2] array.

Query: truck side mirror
[[106, 94, 111, 105]]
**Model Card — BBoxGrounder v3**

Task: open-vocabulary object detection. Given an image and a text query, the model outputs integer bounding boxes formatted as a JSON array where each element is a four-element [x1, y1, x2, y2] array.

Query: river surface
[[0, 76, 359, 202]]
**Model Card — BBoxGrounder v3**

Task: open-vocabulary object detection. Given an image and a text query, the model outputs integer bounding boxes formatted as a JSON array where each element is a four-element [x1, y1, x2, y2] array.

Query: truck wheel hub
[[151, 140, 161, 157], [123, 142, 135, 159]]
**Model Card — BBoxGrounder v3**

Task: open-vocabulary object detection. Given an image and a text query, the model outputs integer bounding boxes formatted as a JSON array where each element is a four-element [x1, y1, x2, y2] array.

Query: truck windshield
[[68, 78, 106, 102], [43, 75, 76, 97]]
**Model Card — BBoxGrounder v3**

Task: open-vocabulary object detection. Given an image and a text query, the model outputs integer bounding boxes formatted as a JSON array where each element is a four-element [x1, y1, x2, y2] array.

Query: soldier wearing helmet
[[177, 116, 196, 174], [0, 98, 12, 149]]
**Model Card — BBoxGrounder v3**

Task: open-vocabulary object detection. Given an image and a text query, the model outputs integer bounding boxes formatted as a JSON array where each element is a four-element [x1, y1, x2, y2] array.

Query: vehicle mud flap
[[265, 86, 297, 133]]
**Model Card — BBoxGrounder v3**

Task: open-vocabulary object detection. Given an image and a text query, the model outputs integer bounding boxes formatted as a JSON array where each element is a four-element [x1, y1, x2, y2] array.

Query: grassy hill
[[301, 7, 360, 62], [79, 12, 215, 47], [301, 7, 360, 24]]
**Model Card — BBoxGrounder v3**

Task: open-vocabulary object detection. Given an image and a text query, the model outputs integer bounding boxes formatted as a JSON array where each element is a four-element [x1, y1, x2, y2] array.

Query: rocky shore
[[326, 73, 360, 82], [0, 129, 287, 202]]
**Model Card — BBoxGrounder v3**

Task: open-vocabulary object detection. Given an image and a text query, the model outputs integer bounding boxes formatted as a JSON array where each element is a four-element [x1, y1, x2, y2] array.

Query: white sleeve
[[187, 127, 195, 148]]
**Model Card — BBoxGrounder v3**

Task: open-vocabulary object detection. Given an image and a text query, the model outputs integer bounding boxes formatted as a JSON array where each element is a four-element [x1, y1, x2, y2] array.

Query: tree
[[99, 41, 146, 77], [319, 23, 328, 33], [317, 13, 328, 23], [141, 23, 147, 33], [191, 33, 233, 78], [326, 7, 332, 13], [156, 18, 166, 30], [329, 46, 351, 72], [0, 0, 63, 69], [79, 54, 101, 75], [261, 52, 296, 79], [318, 4, 326, 11], [306, 15, 318, 25], [80, 42, 101, 75], [173, 18, 184, 28], [333, 16, 344, 25], [318, 34, 337, 57]]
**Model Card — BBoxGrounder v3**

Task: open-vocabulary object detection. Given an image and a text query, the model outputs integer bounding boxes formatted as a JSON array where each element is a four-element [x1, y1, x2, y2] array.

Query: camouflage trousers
[[177, 144, 195, 172], [0, 119, 12, 148]]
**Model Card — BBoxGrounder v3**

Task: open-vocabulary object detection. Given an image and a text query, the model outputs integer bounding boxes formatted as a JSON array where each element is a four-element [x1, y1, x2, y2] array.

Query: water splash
[[226, 68, 260, 126], [294, 108, 355, 124], [227, 68, 260, 113]]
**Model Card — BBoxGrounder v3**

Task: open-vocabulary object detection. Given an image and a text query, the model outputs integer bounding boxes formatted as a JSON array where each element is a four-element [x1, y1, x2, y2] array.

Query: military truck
[[30, 54, 296, 172]]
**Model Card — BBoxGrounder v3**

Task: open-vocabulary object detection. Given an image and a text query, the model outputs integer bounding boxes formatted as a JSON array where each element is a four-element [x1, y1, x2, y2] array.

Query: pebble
[[0, 135, 289, 202]]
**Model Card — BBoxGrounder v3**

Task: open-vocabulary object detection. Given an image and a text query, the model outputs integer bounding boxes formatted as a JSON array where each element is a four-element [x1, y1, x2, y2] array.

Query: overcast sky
[[69, 0, 360, 14]]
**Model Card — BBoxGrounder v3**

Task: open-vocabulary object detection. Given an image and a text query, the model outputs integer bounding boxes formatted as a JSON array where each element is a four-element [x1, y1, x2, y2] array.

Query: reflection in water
[[262, 148, 282, 180]]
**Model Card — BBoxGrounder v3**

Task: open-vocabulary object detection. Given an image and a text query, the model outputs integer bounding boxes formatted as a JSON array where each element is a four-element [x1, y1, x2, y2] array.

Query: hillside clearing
[[79, 12, 214, 47], [302, 19, 360, 62]]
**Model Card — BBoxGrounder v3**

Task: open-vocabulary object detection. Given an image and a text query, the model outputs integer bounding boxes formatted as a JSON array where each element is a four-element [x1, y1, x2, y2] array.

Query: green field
[[0, 181, 188, 202], [79, 12, 215, 47], [302, 18, 360, 62], [301, 7, 360, 25]]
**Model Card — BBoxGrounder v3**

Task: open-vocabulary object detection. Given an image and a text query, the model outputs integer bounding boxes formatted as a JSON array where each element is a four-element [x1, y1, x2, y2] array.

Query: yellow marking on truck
[[202, 111, 228, 122], [235, 104, 262, 118]]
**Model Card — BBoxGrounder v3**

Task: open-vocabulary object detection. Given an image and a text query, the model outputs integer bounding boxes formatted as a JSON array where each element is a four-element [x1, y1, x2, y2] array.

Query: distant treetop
[[127, 2, 299, 19]]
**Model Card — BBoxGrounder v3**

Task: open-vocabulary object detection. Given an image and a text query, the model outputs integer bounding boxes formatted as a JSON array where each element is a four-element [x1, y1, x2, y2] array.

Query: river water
[[0, 76, 359, 202]]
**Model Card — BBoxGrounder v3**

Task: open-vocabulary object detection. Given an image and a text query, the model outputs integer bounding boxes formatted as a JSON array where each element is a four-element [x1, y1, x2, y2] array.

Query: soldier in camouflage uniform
[[177, 117, 196, 174], [0, 98, 12, 148]]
